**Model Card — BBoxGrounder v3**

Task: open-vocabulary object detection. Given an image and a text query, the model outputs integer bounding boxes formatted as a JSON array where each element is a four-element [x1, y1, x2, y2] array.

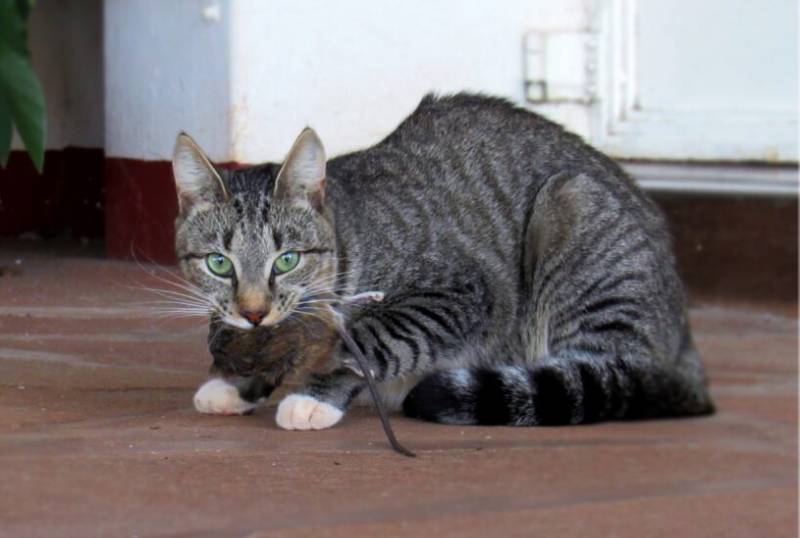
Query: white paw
[[193, 378, 258, 415], [275, 394, 344, 430]]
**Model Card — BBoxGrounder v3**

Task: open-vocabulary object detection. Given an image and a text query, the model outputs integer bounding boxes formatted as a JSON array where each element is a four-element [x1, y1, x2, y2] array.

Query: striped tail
[[402, 360, 713, 426]]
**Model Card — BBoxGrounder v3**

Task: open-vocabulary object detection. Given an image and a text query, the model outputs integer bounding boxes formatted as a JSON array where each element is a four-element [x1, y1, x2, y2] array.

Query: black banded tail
[[402, 359, 713, 426]]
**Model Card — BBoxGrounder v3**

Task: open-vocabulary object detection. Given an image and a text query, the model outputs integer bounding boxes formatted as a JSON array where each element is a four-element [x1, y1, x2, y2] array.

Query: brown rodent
[[207, 310, 339, 400]]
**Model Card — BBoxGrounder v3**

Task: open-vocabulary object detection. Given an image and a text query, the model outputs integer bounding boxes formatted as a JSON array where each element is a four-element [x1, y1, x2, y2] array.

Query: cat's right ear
[[172, 133, 229, 217]]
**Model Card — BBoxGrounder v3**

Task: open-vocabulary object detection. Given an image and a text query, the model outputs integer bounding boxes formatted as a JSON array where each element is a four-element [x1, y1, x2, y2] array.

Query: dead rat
[[207, 292, 415, 457]]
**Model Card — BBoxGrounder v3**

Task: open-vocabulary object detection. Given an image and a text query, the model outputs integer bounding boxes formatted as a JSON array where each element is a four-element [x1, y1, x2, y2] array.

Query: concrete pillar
[[103, 0, 234, 261]]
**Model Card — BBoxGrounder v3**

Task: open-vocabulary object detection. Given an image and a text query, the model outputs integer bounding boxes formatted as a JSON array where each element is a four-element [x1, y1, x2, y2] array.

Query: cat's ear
[[172, 133, 229, 217], [273, 128, 326, 210]]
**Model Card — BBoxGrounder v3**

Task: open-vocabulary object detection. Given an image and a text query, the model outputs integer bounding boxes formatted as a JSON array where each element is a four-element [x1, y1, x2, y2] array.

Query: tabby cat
[[172, 93, 713, 430]]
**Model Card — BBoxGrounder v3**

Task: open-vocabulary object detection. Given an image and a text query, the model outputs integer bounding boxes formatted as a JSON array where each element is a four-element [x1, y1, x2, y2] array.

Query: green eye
[[206, 253, 234, 277], [273, 251, 300, 274]]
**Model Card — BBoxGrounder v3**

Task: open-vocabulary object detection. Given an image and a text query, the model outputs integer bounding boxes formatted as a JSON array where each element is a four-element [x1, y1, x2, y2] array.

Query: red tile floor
[[0, 243, 796, 537]]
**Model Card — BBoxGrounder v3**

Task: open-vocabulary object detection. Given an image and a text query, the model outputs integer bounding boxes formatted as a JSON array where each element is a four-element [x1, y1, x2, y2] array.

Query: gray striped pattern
[[174, 93, 713, 425]]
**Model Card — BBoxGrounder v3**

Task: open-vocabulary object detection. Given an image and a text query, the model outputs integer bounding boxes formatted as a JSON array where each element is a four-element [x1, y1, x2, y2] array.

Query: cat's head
[[171, 129, 336, 330]]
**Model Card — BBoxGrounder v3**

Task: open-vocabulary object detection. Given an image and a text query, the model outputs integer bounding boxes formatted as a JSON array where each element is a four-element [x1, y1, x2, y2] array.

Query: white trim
[[624, 163, 799, 196]]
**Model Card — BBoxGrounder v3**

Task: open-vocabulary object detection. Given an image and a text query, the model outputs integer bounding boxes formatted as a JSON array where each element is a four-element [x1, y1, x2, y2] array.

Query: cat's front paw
[[275, 394, 343, 430], [193, 378, 258, 415]]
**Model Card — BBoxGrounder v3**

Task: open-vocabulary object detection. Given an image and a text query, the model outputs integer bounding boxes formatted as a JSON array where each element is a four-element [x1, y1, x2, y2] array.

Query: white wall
[[228, 0, 588, 162], [56, 0, 795, 167], [101, 0, 587, 162]]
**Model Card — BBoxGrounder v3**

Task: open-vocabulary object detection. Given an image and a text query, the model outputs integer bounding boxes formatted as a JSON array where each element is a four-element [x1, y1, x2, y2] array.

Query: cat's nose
[[241, 310, 267, 326]]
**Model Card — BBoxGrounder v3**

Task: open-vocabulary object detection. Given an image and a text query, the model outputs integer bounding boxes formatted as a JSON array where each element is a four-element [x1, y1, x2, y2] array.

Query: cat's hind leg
[[193, 376, 273, 415], [405, 171, 714, 425]]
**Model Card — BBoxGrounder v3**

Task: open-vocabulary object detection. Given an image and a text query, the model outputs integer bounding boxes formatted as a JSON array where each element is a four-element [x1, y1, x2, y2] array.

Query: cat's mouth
[[222, 309, 287, 331]]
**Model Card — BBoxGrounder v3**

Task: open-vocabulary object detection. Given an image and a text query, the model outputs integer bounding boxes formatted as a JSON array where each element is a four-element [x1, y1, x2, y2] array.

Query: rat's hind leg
[[193, 376, 274, 415]]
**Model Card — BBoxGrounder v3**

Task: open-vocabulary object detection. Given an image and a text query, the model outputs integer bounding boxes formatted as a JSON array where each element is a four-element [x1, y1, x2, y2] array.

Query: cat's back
[[328, 93, 633, 204], [324, 94, 686, 350]]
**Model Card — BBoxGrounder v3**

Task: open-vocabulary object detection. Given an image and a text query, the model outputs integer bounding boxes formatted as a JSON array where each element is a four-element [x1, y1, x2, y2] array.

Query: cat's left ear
[[274, 128, 326, 210]]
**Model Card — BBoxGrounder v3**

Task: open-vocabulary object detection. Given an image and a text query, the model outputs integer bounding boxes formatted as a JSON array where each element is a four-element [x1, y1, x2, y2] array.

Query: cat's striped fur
[[174, 93, 713, 428]]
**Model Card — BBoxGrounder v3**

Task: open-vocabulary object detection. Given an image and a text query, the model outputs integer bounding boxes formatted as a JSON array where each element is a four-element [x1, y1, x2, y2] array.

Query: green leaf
[[0, 49, 45, 172], [0, 0, 46, 172], [0, 97, 11, 167], [0, 0, 30, 57], [16, 0, 35, 21]]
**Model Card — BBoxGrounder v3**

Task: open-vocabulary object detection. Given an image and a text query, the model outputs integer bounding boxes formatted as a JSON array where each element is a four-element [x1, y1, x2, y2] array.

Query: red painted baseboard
[[0, 148, 104, 239], [103, 158, 244, 264], [104, 158, 178, 264]]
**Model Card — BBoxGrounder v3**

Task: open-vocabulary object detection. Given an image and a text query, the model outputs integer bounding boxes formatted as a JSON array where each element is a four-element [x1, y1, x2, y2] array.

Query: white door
[[526, 0, 798, 193], [592, 0, 798, 163]]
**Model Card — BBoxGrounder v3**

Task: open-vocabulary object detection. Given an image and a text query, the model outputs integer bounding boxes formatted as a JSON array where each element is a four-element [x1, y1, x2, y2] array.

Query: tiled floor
[[0, 244, 796, 537]]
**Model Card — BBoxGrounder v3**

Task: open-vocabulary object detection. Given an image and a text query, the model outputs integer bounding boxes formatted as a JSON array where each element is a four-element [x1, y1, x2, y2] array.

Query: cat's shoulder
[[390, 92, 563, 140], [416, 91, 520, 112]]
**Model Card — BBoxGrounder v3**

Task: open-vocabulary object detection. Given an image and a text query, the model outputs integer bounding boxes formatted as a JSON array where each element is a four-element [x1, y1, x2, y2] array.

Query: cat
[[172, 93, 714, 430]]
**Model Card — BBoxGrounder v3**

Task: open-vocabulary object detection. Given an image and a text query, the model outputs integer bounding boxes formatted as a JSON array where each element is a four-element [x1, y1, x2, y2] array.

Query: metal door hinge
[[524, 30, 597, 104]]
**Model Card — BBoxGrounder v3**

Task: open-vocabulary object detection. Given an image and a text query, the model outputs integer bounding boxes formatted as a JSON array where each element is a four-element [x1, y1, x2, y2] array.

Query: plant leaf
[[0, 0, 46, 172], [0, 49, 45, 172], [0, 96, 11, 167], [0, 0, 29, 57], [16, 0, 34, 21]]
